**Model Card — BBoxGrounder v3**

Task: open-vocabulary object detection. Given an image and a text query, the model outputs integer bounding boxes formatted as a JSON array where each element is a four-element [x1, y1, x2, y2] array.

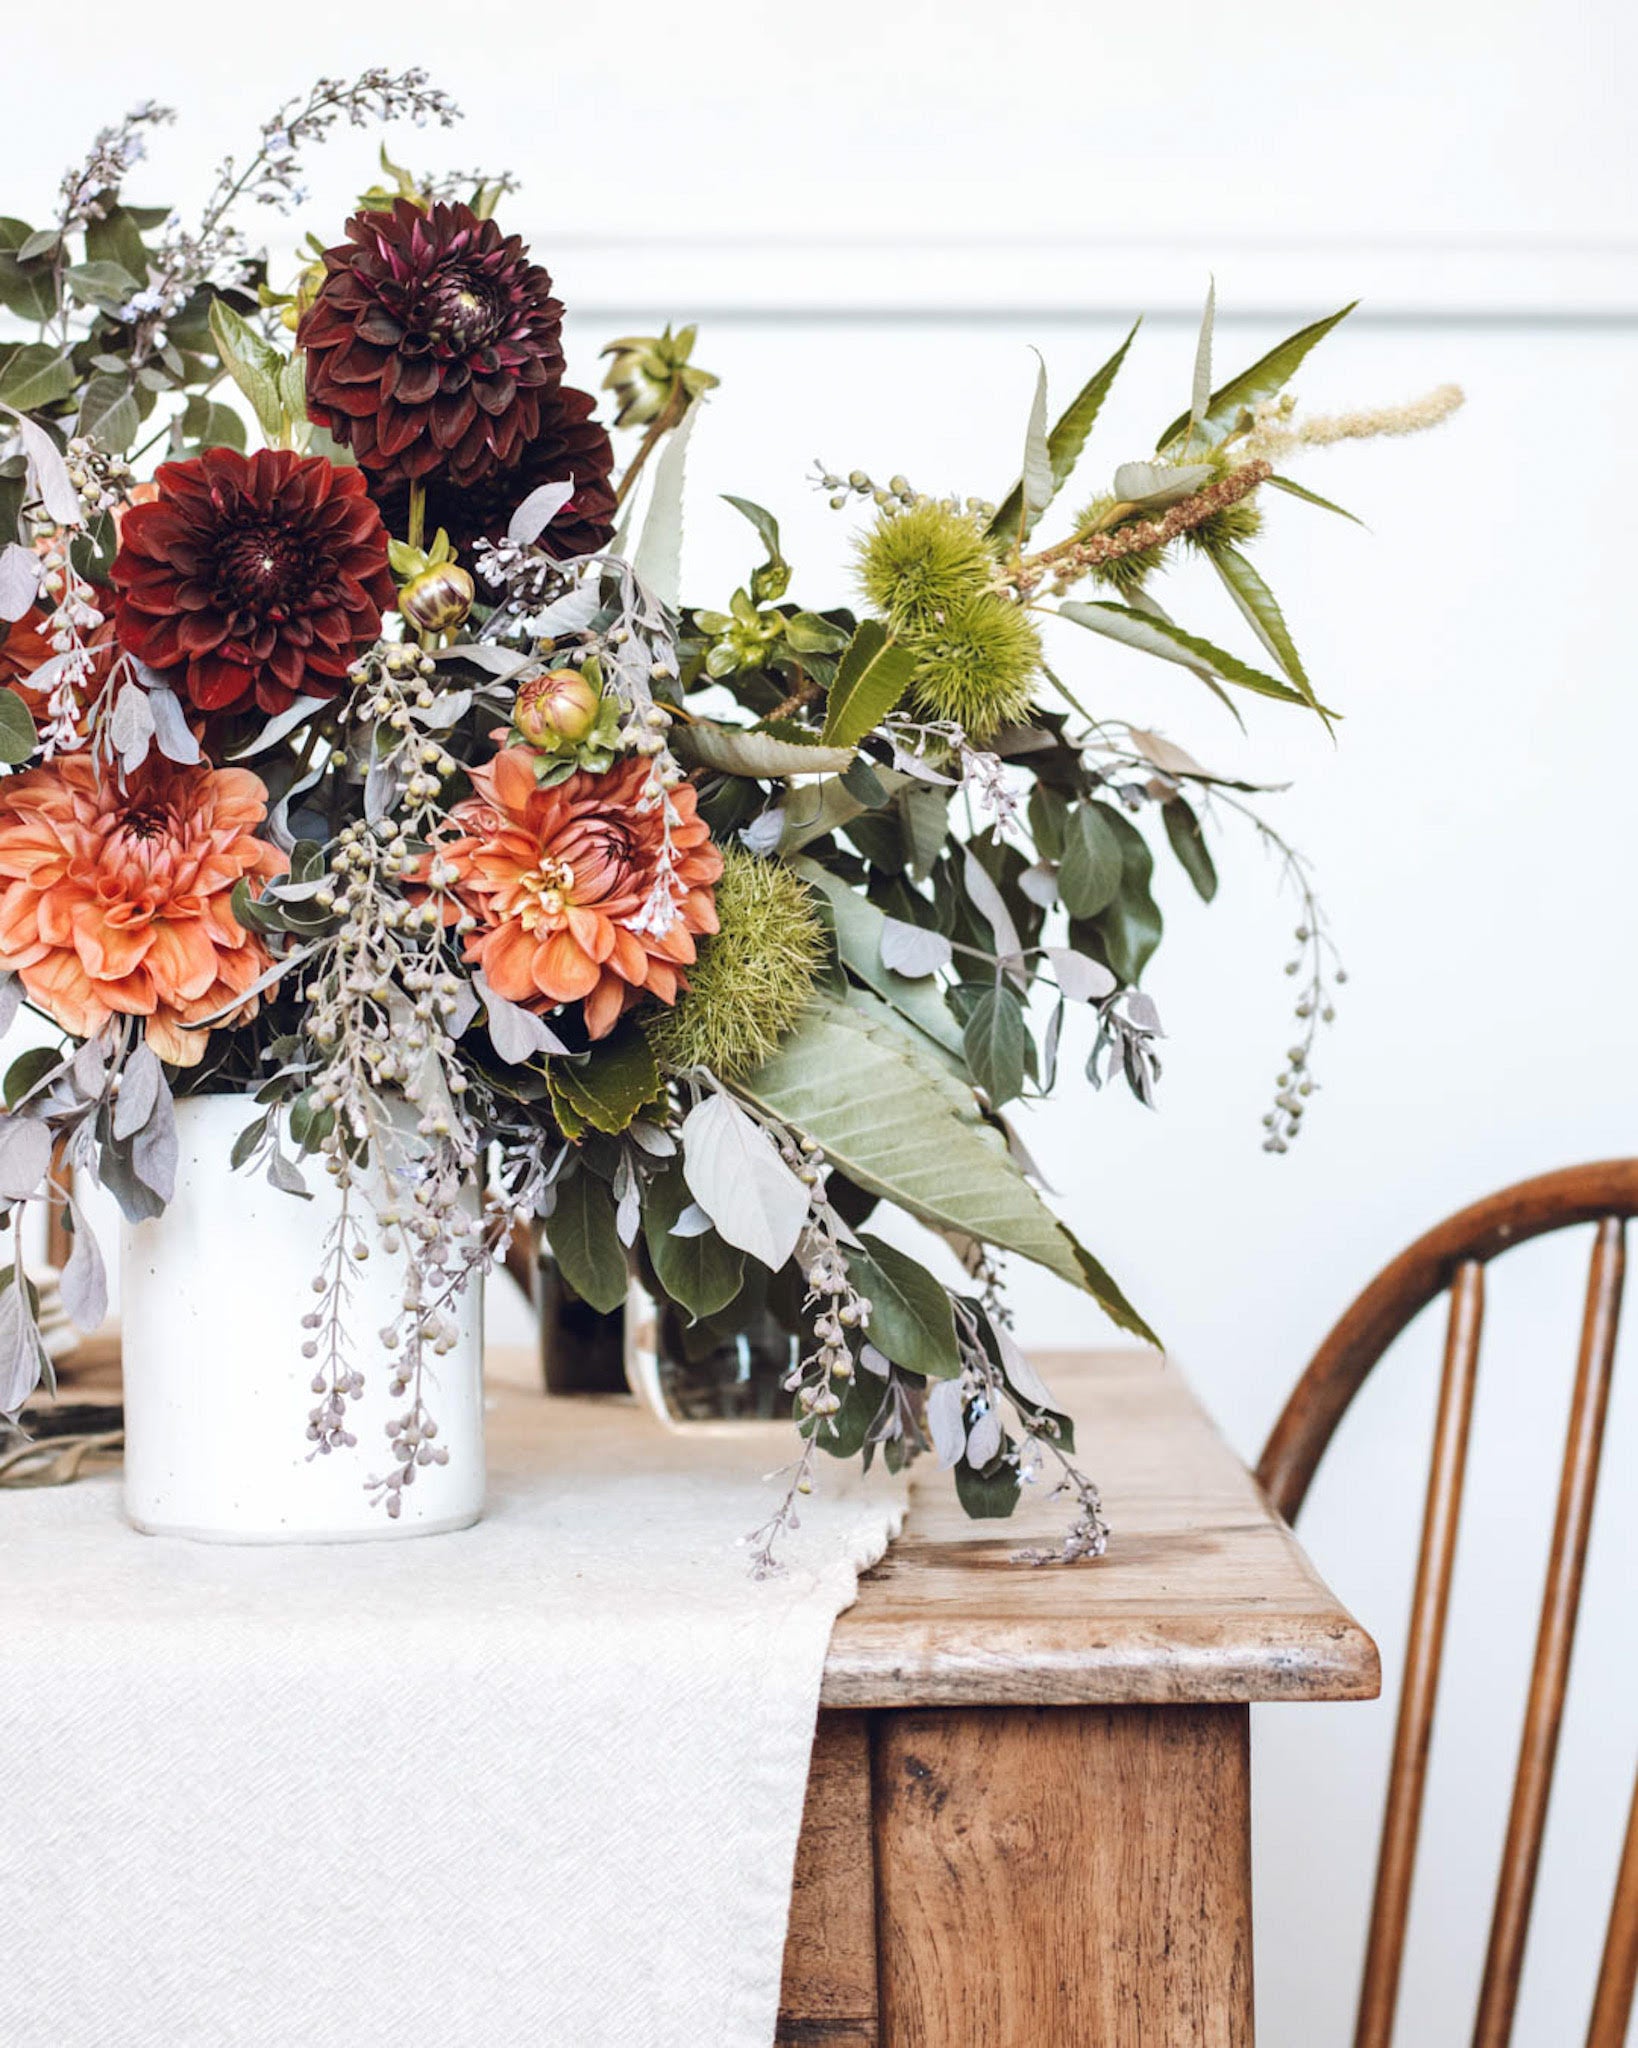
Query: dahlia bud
[[399, 562, 475, 634], [514, 668, 602, 748]]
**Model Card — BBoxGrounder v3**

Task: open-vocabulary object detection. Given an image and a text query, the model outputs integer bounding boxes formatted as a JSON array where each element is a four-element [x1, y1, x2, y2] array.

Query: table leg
[[779, 1712, 882, 2045], [873, 1704, 1254, 2047]]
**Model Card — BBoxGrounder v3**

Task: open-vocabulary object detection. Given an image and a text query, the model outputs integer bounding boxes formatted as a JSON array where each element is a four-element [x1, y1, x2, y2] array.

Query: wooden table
[[776, 1350, 1379, 2047]]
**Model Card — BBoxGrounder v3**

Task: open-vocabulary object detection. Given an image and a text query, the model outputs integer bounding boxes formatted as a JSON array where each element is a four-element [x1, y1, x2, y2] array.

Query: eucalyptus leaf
[[1162, 797, 1218, 902], [790, 858, 965, 1058], [878, 918, 953, 979], [1057, 804, 1124, 919], [642, 1157, 744, 1320], [0, 688, 35, 766], [962, 985, 1028, 1108], [477, 971, 569, 1063], [509, 479, 577, 546], [681, 1091, 809, 1272], [631, 401, 698, 610], [926, 1377, 967, 1467], [545, 1168, 629, 1313], [0, 1114, 50, 1199], [1046, 947, 1117, 1004], [848, 1232, 961, 1380], [60, 1204, 107, 1331], [0, 542, 40, 622]]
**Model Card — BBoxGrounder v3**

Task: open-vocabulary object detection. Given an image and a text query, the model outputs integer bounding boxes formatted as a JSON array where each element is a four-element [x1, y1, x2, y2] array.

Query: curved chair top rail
[[1256, 1160, 1638, 1523]]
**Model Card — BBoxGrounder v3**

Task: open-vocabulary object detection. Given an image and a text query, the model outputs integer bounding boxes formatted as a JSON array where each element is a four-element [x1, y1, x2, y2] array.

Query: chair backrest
[[1256, 1161, 1638, 2048]]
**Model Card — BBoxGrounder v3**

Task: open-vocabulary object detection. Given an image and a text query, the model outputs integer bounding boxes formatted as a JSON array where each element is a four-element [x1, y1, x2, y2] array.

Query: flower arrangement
[[0, 72, 1460, 1559]]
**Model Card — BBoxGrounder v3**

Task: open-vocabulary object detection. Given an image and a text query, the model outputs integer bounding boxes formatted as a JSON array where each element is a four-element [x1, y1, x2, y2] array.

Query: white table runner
[[0, 1383, 903, 2048]]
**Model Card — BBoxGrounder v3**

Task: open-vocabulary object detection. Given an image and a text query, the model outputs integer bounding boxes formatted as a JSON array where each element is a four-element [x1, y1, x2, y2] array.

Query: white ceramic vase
[[120, 1093, 485, 1543]]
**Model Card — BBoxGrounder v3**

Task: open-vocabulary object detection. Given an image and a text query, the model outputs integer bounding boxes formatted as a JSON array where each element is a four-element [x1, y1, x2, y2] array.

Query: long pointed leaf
[[821, 619, 917, 748], [1267, 473, 1366, 526], [1059, 599, 1320, 712], [631, 402, 699, 608], [1203, 542, 1316, 708], [988, 319, 1140, 545], [734, 990, 1156, 1341], [1189, 277, 1216, 432], [1157, 302, 1357, 452]]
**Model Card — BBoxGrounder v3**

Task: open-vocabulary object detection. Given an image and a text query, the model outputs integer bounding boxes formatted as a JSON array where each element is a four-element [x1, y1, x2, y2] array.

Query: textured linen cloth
[[0, 1385, 904, 2048]]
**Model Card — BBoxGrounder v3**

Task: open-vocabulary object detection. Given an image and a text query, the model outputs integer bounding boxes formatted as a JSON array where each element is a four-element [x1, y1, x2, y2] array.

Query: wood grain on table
[[782, 1349, 1379, 2047]]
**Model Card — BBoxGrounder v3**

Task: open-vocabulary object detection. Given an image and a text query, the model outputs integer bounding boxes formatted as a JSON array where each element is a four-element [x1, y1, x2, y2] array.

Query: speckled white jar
[[120, 1093, 484, 1543]]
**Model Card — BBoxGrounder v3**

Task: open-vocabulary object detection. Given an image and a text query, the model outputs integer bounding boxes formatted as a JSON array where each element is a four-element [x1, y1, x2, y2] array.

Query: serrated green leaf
[[1204, 541, 1315, 706], [642, 1156, 744, 1319], [1162, 796, 1218, 902], [1058, 802, 1124, 918], [1057, 599, 1319, 711], [962, 985, 1027, 1107], [1190, 278, 1216, 430], [0, 345, 77, 413], [1158, 302, 1357, 453], [821, 619, 918, 749], [848, 1232, 960, 1379], [0, 688, 35, 765], [545, 1168, 628, 1312], [734, 990, 1155, 1340], [1267, 474, 1365, 525], [549, 1027, 662, 1135], [677, 719, 855, 779], [988, 319, 1140, 545]]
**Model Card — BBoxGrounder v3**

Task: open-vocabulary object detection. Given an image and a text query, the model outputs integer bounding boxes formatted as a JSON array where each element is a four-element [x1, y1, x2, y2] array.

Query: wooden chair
[[1257, 1161, 1638, 2048]]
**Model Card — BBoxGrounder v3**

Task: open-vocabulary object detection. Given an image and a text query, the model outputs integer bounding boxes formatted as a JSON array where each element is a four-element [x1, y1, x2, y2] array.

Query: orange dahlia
[[438, 749, 722, 1040], [0, 754, 287, 1066]]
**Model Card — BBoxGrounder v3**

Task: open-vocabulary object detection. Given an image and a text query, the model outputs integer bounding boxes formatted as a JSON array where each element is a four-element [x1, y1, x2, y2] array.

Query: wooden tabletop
[[821, 1349, 1379, 1710]]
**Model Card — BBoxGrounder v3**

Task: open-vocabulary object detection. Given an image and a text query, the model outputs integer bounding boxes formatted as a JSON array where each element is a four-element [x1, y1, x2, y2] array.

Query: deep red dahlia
[[372, 386, 617, 562], [298, 200, 566, 490], [110, 448, 394, 716]]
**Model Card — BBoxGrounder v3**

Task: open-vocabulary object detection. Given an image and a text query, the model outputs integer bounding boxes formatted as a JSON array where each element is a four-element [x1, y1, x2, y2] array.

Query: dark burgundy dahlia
[[373, 387, 618, 563], [298, 200, 566, 490], [110, 448, 394, 716]]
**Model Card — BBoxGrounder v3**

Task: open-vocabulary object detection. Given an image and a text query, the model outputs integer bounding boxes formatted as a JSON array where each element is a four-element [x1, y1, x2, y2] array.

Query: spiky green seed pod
[[856, 500, 995, 632], [648, 848, 827, 1079], [906, 592, 1041, 740]]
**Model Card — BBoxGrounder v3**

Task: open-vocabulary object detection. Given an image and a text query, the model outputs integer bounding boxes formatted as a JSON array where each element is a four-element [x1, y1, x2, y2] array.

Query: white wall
[[11, 5, 1637, 2041]]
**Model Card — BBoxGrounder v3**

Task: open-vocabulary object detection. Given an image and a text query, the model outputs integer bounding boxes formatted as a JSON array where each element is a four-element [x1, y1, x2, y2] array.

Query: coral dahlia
[[0, 754, 287, 1066], [299, 199, 565, 490], [110, 448, 393, 717], [437, 750, 722, 1040]]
